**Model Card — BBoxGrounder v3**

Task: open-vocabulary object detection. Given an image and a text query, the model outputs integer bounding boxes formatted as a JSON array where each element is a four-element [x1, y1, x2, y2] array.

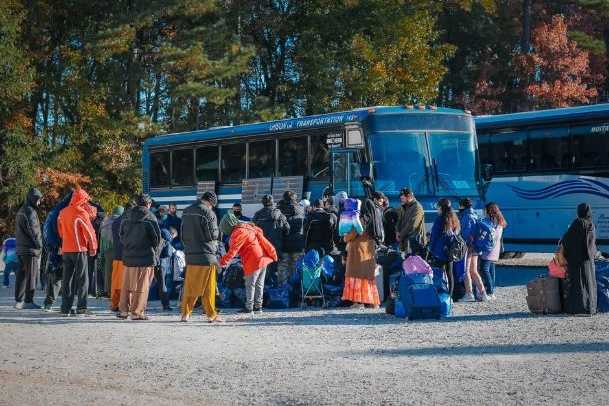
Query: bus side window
[[528, 127, 569, 172], [196, 145, 219, 181], [492, 131, 528, 173], [477, 133, 492, 167], [171, 148, 194, 186], [571, 123, 609, 169], [310, 134, 330, 180], [221, 143, 246, 183], [249, 139, 275, 178], [151, 151, 170, 188], [278, 137, 307, 177]]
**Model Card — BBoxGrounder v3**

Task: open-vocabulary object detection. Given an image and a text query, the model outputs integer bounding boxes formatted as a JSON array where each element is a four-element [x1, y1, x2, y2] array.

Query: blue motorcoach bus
[[143, 105, 482, 227], [476, 104, 609, 257]]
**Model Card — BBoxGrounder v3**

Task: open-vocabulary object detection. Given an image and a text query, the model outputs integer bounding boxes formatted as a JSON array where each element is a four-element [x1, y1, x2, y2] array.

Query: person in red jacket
[[219, 212, 278, 315], [57, 188, 98, 316]]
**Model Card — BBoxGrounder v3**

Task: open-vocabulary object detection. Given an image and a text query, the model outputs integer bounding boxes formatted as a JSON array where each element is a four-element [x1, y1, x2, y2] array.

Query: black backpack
[[362, 199, 384, 243], [446, 234, 466, 262]]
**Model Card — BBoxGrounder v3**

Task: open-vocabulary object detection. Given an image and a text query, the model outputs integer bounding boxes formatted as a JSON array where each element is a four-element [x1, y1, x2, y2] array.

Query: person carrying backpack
[[304, 199, 337, 255], [277, 191, 305, 286], [479, 202, 507, 300], [458, 198, 488, 302], [252, 194, 289, 283], [429, 198, 463, 297], [361, 192, 386, 246]]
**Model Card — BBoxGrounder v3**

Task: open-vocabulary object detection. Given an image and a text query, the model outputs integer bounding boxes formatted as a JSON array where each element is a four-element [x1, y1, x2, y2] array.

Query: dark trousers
[[15, 255, 40, 303], [88, 256, 102, 297], [44, 271, 63, 306], [61, 252, 89, 313], [154, 265, 170, 308]]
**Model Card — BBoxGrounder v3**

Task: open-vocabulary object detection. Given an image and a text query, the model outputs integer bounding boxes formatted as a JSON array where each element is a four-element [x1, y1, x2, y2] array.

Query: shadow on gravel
[[353, 342, 609, 357]]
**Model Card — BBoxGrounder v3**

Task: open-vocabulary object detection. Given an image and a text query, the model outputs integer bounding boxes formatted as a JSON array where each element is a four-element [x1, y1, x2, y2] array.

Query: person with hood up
[[561, 203, 598, 315], [110, 202, 133, 311], [98, 206, 124, 298], [57, 188, 98, 315], [252, 195, 290, 253], [180, 191, 222, 323], [277, 191, 305, 286], [117, 194, 162, 320], [220, 211, 278, 315], [14, 188, 43, 309]]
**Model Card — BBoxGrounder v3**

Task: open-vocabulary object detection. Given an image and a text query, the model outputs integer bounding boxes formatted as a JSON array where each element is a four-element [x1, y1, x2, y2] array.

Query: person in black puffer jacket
[[304, 199, 337, 255], [277, 191, 304, 286], [253, 194, 290, 285], [118, 194, 162, 320], [14, 188, 43, 309]]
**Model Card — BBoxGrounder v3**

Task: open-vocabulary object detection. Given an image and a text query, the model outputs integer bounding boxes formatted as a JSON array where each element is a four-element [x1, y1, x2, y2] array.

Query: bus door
[[330, 149, 367, 198]]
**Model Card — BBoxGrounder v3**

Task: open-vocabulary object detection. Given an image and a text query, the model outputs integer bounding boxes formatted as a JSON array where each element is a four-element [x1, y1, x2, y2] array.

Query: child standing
[[2, 236, 18, 288], [479, 203, 507, 300]]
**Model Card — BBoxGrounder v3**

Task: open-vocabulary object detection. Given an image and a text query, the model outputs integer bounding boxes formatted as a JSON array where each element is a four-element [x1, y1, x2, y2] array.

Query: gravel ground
[[1, 268, 608, 406]]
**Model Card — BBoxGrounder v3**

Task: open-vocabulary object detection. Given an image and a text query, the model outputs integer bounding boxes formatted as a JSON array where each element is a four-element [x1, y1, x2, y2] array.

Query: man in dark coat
[[14, 188, 43, 309], [253, 195, 289, 284], [180, 191, 223, 322], [277, 191, 305, 286], [118, 194, 162, 320], [304, 199, 337, 256]]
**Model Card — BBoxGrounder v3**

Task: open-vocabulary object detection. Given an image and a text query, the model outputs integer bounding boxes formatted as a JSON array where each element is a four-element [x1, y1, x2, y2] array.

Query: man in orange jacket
[[219, 211, 277, 315], [57, 188, 98, 316]]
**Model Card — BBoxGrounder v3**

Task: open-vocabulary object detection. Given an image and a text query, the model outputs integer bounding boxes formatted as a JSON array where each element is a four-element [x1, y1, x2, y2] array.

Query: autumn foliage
[[518, 15, 598, 108]]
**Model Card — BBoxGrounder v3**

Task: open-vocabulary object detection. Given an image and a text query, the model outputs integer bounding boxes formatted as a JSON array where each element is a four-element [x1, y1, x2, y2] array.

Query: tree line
[[0, 0, 606, 234]]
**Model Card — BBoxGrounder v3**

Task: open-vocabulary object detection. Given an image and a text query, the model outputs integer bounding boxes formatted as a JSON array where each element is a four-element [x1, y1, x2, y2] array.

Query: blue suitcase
[[399, 275, 441, 320]]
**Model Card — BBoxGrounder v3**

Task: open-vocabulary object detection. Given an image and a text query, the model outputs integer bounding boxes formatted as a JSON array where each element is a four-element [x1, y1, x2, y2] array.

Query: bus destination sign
[[326, 132, 344, 148]]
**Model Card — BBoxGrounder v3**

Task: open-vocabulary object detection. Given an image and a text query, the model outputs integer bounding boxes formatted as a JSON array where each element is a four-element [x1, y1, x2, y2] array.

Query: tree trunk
[[521, 0, 532, 53]]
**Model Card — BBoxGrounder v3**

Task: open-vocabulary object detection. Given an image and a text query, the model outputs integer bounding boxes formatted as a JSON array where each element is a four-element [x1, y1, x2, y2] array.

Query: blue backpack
[[473, 218, 497, 255]]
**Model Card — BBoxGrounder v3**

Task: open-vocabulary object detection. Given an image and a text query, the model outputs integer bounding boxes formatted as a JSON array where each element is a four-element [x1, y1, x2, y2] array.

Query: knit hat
[[220, 211, 240, 236], [136, 193, 152, 207], [201, 191, 218, 207], [112, 206, 124, 216], [262, 194, 274, 207]]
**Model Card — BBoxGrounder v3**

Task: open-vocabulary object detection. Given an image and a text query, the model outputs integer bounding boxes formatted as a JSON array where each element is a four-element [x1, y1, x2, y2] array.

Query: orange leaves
[[37, 168, 90, 210], [519, 15, 598, 108]]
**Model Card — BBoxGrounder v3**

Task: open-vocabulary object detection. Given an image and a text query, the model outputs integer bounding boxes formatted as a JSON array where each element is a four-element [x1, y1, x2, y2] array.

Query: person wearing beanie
[[252, 194, 289, 281], [180, 191, 223, 323], [118, 194, 162, 320], [277, 191, 305, 286]]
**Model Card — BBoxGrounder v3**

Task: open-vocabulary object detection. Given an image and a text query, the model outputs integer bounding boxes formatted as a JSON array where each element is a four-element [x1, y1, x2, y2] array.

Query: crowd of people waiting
[[2, 183, 600, 321]]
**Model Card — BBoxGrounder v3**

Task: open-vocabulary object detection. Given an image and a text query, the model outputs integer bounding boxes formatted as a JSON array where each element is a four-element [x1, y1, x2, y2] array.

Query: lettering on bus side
[[268, 113, 359, 133], [591, 124, 609, 133]]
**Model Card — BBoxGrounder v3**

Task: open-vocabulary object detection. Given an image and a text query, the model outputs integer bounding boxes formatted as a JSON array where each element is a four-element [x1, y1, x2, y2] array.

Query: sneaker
[[61, 309, 76, 317], [163, 306, 173, 312], [76, 308, 92, 316], [253, 306, 263, 314], [463, 293, 476, 302], [238, 307, 253, 314], [14, 302, 24, 310], [489, 294, 497, 301], [480, 294, 491, 302], [23, 303, 41, 310], [42, 304, 53, 312]]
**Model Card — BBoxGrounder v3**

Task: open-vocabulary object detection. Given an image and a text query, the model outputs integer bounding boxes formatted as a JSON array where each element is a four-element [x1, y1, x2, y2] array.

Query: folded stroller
[[300, 249, 326, 308]]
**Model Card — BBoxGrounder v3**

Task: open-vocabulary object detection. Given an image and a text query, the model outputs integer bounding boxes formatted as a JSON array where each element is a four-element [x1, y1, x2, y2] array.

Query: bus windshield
[[428, 132, 478, 197], [371, 131, 478, 197]]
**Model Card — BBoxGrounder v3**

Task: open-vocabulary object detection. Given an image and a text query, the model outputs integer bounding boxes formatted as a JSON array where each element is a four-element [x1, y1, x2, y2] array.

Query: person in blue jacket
[[458, 198, 488, 302], [2, 237, 18, 288], [429, 198, 461, 296]]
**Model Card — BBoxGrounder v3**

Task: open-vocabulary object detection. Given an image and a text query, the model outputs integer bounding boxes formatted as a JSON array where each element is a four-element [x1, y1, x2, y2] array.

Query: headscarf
[[333, 191, 348, 208], [562, 203, 596, 263], [220, 210, 240, 236]]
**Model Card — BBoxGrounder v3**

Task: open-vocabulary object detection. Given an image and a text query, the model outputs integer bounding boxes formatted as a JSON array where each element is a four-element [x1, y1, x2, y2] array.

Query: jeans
[[277, 252, 300, 286], [61, 252, 89, 313], [244, 267, 267, 311], [154, 265, 172, 308], [3, 261, 19, 287], [479, 259, 496, 295], [44, 271, 63, 306]]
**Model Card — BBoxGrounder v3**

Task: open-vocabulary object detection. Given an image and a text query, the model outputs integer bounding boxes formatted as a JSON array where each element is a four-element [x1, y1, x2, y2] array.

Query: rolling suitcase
[[526, 277, 561, 314], [399, 275, 441, 320]]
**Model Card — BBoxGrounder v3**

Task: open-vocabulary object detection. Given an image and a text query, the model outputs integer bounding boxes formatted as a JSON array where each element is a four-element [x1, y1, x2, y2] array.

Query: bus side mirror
[[483, 164, 494, 182]]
